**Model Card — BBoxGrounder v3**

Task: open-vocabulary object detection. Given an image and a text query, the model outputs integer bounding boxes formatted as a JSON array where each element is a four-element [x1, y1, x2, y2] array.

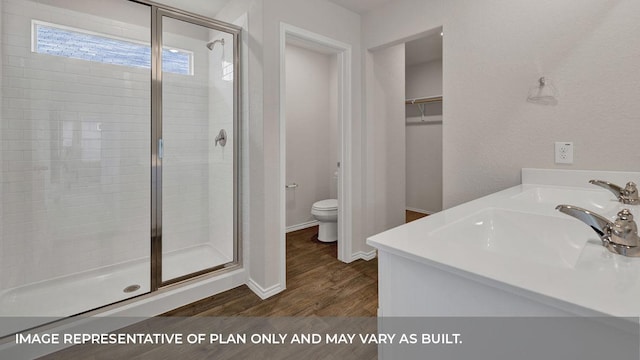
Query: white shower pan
[[0, 244, 228, 336]]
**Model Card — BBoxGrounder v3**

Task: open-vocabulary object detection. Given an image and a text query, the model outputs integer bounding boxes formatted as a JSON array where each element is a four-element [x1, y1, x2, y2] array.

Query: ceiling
[[171, 0, 394, 17], [163, 0, 394, 21], [327, 0, 396, 14], [326, 0, 442, 65], [154, 0, 232, 17], [166, 0, 440, 64], [405, 31, 443, 66]]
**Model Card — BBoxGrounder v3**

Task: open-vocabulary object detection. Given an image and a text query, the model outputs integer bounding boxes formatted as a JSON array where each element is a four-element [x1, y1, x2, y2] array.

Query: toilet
[[311, 199, 338, 242]]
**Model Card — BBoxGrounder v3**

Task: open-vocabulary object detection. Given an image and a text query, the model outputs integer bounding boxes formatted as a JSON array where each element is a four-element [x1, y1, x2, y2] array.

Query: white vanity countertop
[[367, 169, 640, 317]]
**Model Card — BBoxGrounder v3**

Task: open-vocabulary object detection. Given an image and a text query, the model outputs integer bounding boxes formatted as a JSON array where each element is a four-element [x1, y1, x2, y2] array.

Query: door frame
[[278, 22, 353, 288], [151, 6, 242, 290]]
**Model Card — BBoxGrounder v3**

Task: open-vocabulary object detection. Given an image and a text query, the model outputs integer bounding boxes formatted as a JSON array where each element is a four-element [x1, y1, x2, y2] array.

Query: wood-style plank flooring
[[164, 213, 429, 317], [43, 227, 379, 359], [163, 226, 378, 317], [406, 210, 429, 223]]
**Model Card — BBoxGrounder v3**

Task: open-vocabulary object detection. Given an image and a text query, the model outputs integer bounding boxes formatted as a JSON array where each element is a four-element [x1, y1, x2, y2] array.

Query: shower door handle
[[158, 138, 164, 159]]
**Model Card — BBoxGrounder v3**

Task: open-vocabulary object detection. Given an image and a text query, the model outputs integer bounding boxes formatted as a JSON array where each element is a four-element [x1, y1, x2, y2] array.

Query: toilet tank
[[329, 170, 338, 199]]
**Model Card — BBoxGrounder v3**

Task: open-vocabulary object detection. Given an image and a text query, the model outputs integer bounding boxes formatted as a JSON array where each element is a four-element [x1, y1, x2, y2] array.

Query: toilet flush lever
[[285, 183, 299, 189]]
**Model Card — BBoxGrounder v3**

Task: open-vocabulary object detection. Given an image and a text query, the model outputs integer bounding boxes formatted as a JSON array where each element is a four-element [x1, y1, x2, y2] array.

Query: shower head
[[206, 38, 225, 50]]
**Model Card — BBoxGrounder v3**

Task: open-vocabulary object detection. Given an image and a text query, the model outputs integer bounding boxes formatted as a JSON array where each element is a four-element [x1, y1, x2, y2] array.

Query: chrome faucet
[[556, 205, 640, 257], [589, 180, 639, 205]]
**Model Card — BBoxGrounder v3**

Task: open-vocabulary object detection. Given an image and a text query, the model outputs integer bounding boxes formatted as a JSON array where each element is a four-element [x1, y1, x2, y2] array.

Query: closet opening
[[404, 28, 443, 222]]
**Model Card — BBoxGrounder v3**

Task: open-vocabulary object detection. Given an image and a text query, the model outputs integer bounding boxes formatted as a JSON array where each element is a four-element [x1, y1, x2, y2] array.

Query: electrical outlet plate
[[555, 142, 573, 164]]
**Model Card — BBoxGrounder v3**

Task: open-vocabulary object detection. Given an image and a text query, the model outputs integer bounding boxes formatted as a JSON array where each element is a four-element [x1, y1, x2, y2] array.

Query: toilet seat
[[312, 199, 338, 211]]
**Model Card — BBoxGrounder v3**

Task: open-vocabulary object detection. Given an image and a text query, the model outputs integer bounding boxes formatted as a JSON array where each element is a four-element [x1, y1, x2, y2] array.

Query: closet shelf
[[405, 95, 443, 105]]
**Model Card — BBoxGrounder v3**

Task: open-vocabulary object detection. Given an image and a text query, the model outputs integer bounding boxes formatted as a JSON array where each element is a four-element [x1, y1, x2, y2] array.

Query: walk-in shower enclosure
[[0, 0, 240, 335]]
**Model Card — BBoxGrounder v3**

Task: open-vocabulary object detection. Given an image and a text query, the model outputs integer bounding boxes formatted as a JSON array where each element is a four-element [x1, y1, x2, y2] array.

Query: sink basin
[[430, 208, 591, 268], [512, 187, 619, 214], [368, 169, 640, 319]]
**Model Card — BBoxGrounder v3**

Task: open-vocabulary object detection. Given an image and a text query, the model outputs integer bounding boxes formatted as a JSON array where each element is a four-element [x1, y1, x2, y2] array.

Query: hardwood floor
[[406, 210, 429, 223], [163, 226, 378, 317], [42, 226, 379, 359]]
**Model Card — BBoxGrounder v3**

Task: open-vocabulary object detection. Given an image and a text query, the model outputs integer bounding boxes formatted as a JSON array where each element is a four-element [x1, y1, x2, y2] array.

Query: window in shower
[[32, 21, 193, 75]]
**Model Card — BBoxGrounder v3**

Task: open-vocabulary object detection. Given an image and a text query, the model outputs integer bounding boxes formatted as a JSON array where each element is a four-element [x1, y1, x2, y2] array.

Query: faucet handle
[[622, 182, 639, 205], [555, 204, 612, 238], [556, 205, 640, 256], [589, 179, 640, 205], [610, 209, 640, 247], [616, 208, 634, 220]]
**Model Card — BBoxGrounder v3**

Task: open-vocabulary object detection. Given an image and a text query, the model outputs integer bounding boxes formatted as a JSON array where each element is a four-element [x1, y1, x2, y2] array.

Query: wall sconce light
[[527, 77, 558, 105]]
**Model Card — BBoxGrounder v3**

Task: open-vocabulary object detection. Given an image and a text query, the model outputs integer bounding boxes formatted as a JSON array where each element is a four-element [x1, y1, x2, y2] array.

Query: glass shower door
[[157, 12, 238, 285]]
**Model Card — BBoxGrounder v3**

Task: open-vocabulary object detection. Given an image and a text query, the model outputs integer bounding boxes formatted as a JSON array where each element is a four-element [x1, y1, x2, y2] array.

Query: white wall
[[364, 43, 406, 237], [405, 59, 442, 213], [329, 55, 338, 199], [216, 0, 363, 295], [363, 0, 640, 209], [285, 44, 335, 229], [406, 60, 442, 103], [215, 0, 266, 294]]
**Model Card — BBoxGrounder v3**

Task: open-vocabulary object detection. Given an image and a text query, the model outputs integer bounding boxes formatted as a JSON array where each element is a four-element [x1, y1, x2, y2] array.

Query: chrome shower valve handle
[[215, 129, 227, 147]]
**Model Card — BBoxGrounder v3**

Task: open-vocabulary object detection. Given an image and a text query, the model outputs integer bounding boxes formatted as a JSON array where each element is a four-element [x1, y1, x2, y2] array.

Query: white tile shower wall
[[207, 30, 234, 262], [1, 0, 151, 291], [161, 24, 235, 267], [161, 28, 212, 256], [0, 0, 224, 291]]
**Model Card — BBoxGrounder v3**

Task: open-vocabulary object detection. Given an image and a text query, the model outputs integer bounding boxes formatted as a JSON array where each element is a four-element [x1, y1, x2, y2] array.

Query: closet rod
[[406, 115, 443, 124], [405, 95, 443, 105]]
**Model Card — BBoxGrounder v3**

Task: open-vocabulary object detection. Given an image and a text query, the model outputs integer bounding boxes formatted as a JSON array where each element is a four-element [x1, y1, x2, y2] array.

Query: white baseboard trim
[[351, 249, 377, 261], [247, 278, 285, 300], [405, 207, 435, 215], [286, 220, 319, 233]]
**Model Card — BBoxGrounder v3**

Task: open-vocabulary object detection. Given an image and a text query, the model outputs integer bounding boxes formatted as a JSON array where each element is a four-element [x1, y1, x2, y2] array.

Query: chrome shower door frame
[[150, 4, 242, 291]]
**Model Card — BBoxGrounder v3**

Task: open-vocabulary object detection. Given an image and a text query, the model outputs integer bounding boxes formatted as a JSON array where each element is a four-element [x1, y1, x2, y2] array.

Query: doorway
[[279, 23, 353, 288], [404, 29, 443, 218]]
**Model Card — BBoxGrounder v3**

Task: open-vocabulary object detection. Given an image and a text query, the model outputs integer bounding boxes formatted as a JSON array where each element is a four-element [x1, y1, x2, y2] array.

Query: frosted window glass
[[35, 22, 192, 75]]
